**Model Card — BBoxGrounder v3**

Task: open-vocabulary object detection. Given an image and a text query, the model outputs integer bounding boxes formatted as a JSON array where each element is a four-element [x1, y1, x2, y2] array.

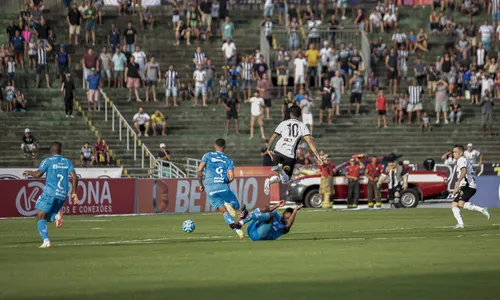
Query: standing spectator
[[204, 59, 216, 103], [55, 44, 71, 87], [293, 52, 307, 93], [164, 64, 180, 107], [158, 143, 171, 161], [111, 47, 127, 88], [317, 154, 335, 208], [330, 70, 344, 116], [227, 64, 240, 100], [193, 64, 207, 107], [434, 79, 449, 124], [481, 72, 494, 99], [276, 54, 288, 98], [124, 21, 137, 53], [366, 156, 383, 208], [151, 110, 167, 136], [479, 20, 494, 51], [257, 73, 273, 120], [125, 56, 142, 102], [99, 47, 112, 88], [62, 73, 75, 118], [441, 150, 455, 165], [108, 23, 121, 54], [480, 89, 494, 137], [300, 94, 314, 135], [376, 90, 388, 128], [386, 48, 398, 95], [223, 90, 240, 135], [305, 43, 320, 90], [80, 142, 94, 167], [318, 79, 333, 124], [261, 139, 273, 166], [83, 1, 96, 46], [253, 56, 268, 80], [21, 128, 38, 158], [7, 56, 16, 87], [241, 56, 254, 100], [220, 16, 234, 41], [345, 157, 364, 209], [427, 65, 439, 97], [282, 91, 296, 120], [392, 28, 408, 49], [67, 2, 81, 45], [469, 70, 480, 104], [82, 47, 98, 88], [464, 143, 483, 165], [94, 0, 104, 27], [349, 48, 363, 74], [6, 20, 20, 44], [193, 46, 206, 69], [222, 38, 236, 76], [211, 0, 220, 33], [245, 91, 266, 140], [407, 79, 423, 124], [133, 106, 151, 137], [132, 45, 147, 82], [397, 45, 408, 82], [86, 67, 100, 112], [414, 56, 427, 88], [199, 0, 212, 35], [260, 16, 274, 47], [144, 56, 161, 103], [420, 111, 431, 134], [140, 7, 154, 31], [93, 138, 111, 166], [288, 17, 300, 50], [35, 40, 52, 89], [349, 70, 364, 115], [449, 98, 461, 123], [10, 30, 25, 70], [263, 0, 273, 17]]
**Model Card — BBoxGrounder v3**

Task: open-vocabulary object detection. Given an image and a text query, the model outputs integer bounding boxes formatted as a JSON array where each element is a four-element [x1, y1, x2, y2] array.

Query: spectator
[[140, 7, 154, 31], [305, 43, 319, 90], [330, 70, 344, 116], [83, 1, 96, 46], [99, 47, 112, 88], [158, 143, 171, 161], [124, 21, 137, 52], [349, 48, 363, 75], [263, 0, 273, 17], [193, 46, 206, 69], [13, 89, 27, 112], [257, 73, 272, 120], [218, 74, 228, 105], [125, 56, 142, 102], [108, 23, 121, 54], [376, 90, 388, 128], [10, 30, 24, 71], [151, 110, 167, 136], [261, 139, 273, 166], [441, 150, 456, 165], [80, 142, 94, 167], [175, 20, 191, 46], [198, 0, 212, 35], [86, 67, 100, 112], [21, 24, 31, 57], [448, 97, 461, 123], [187, 6, 200, 40], [193, 64, 207, 107], [392, 28, 408, 49], [164, 64, 180, 107], [300, 93, 314, 135], [222, 38, 236, 76], [62, 73, 75, 118], [221, 16, 234, 41], [55, 45, 71, 87], [420, 111, 431, 134], [282, 91, 296, 120], [386, 48, 398, 95], [306, 15, 321, 47], [335, 0, 347, 20], [82, 47, 98, 88], [369, 8, 384, 33], [464, 143, 482, 165], [480, 89, 494, 137], [427, 65, 439, 97], [144, 55, 161, 103], [133, 106, 151, 137], [392, 96, 402, 124], [317, 154, 335, 208], [415, 28, 429, 53], [253, 56, 268, 80], [293, 52, 307, 94], [476, 43, 486, 70], [288, 17, 300, 50], [211, 0, 220, 32], [349, 70, 363, 115], [414, 56, 427, 87], [132, 45, 147, 82], [93, 137, 111, 166], [469, 70, 480, 104], [20, 4, 31, 27], [241, 56, 254, 100], [7, 56, 16, 87], [223, 90, 240, 135], [6, 20, 20, 44], [21, 128, 38, 158], [383, 7, 397, 31], [111, 47, 127, 88], [368, 71, 379, 94], [245, 91, 266, 140], [30, 6, 43, 28], [434, 79, 449, 124], [479, 19, 494, 51], [3, 81, 13, 112], [317, 79, 333, 124], [35, 40, 52, 89], [407, 79, 423, 124], [366, 156, 383, 208], [260, 16, 274, 47], [346, 157, 364, 209]]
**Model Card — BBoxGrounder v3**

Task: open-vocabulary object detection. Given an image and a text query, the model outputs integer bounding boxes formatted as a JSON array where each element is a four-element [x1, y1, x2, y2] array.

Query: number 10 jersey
[[273, 118, 311, 159]]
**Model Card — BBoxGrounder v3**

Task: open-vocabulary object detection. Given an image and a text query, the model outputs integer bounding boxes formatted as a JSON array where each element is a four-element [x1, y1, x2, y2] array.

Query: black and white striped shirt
[[262, 21, 273, 37], [408, 85, 423, 104], [491, 0, 500, 14], [193, 52, 206, 66], [165, 70, 179, 88], [470, 75, 479, 88], [37, 47, 47, 65], [386, 4, 398, 15], [397, 49, 408, 68], [241, 62, 254, 80], [392, 33, 406, 43], [477, 48, 486, 66]]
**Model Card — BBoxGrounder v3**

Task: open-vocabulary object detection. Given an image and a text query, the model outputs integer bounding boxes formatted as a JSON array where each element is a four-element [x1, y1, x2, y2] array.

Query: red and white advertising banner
[[234, 167, 281, 201], [0, 179, 135, 218], [0, 168, 123, 179], [137, 177, 271, 214]]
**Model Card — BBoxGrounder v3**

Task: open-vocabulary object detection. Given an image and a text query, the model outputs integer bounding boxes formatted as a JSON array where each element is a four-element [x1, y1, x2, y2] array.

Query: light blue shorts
[[206, 188, 238, 210], [247, 220, 272, 241], [35, 195, 65, 222]]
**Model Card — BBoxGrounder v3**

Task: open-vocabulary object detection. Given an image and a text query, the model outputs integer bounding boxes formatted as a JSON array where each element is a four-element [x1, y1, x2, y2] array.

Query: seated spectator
[[429, 10, 440, 34], [93, 137, 110, 166], [415, 28, 429, 53], [420, 111, 431, 134], [353, 8, 367, 31], [369, 8, 384, 33], [484, 57, 498, 75], [303, 4, 314, 23], [151, 110, 167, 136], [376, 90, 388, 128], [80, 142, 94, 167], [21, 128, 38, 158], [392, 28, 408, 49], [383, 9, 397, 31], [133, 106, 150, 137], [158, 143, 171, 161], [140, 7, 154, 31], [368, 71, 379, 94], [30, 0, 45, 11], [461, 0, 478, 15], [448, 97, 461, 123], [13, 89, 27, 112], [392, 96, 402, 124]]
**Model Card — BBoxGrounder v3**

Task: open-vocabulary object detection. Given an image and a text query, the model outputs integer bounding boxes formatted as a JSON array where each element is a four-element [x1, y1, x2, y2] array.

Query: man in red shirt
[[345, 157, 364, 208], [318, 154, 336, 208], [365, 156, 383, 208], [93, 137, 110, 166]]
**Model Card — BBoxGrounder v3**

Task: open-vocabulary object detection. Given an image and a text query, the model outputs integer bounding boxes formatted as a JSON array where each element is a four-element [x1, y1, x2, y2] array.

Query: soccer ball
[[182, 220, 196, 233]]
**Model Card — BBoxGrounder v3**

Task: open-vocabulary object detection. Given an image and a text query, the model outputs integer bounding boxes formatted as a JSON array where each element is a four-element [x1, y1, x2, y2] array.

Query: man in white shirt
[[383, 11, 397, 30], [132, 106, 151, 137], [132, 45, 147, 81], [480, 72, 494, 97], [293, 52, 307, 94], [222, 38, 236, 75], [369, 9, 384, 33], [300, 94, 314, 135], [244, 91, 266, 140], [319, 41, 331, 77], [464, 143, 483, 165], [479, 19, 494, 51], [193, 64, 207, 107]]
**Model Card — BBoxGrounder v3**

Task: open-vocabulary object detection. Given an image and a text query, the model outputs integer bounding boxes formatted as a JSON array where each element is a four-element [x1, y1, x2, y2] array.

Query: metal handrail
[[186, 158, 202, 178]]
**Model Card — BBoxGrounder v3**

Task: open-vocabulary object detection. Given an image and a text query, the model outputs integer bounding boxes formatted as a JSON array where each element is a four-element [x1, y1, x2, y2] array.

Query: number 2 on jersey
[[57, 174, 64, 190]]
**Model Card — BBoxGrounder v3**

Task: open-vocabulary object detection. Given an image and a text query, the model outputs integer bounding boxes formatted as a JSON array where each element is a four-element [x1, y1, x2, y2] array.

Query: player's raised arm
[[285, 204, 303, 230], [303, 135, 323, 165]]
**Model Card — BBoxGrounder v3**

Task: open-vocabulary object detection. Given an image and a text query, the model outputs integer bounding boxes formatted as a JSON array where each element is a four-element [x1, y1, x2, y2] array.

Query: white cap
[[160, 143, 165, 148], [25, 128, 30, 133], [323, 41, 328, 45], [467, 143, 473, 148]]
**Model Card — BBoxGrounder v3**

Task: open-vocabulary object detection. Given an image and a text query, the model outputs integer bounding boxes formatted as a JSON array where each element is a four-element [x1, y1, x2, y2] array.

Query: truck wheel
[[304, 189, 322, 208], [399, 188, 420, 208]]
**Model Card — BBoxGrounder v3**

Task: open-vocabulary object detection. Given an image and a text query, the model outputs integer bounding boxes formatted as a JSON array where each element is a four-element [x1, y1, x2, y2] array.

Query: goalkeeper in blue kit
[[230, 200, 303, 241]]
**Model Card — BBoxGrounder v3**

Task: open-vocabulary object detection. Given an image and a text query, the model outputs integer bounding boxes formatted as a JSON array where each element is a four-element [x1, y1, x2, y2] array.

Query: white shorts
[[21, 143, 37, 152], [166, 87, 178, 97], [294, 74, 305, 84], [407, 103, 422, 112], [172, 15, 180, 23], [302, 113, 313, 125], [336, 0, 347, 8], [195, 85, 206, 97]]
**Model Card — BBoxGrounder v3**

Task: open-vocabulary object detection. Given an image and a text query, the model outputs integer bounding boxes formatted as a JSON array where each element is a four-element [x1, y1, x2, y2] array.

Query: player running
[[197, 138, 245, 238], [23, 142, 78, 248], [451, 144, 490, 229], [230, 200, 302, 241], [264, 105, 323, 195]]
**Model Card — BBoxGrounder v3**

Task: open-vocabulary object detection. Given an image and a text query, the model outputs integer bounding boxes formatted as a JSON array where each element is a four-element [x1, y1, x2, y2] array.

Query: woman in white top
[[441, 151, 456, 165], [244, 91, 266, 140]]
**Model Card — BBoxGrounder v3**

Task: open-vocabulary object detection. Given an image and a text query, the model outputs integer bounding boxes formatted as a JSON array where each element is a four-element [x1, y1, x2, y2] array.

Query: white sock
[[43, 238, 50, 243], [280, 173, 290, 184], [452, 207, 464, 226], [269, 175, 280, 184], [277, 165, 288, 178], [463, 202, 484, 212]]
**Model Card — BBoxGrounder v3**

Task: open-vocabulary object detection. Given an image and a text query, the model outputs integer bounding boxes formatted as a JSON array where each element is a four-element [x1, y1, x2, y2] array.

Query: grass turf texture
[[0, 209, 499, 300]]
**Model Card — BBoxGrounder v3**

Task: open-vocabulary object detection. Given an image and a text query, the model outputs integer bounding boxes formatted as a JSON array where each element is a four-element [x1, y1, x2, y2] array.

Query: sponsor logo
[[16, 181, 45, 216], [0, 174, 21, 180]]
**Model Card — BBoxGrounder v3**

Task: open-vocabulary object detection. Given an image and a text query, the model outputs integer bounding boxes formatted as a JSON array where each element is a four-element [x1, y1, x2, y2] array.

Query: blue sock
[[250, 209, 271, 222], [229, 200, 240, 210], [37, 220, 49, 241], [241, 217, 252, 225], [223, 212, 240, 233]]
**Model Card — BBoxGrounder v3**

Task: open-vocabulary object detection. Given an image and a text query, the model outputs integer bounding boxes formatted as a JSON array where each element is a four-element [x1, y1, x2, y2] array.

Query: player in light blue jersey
[[230, 200, 302, 241], [197, 138, 245, 238], [23, 142, 78, 248]]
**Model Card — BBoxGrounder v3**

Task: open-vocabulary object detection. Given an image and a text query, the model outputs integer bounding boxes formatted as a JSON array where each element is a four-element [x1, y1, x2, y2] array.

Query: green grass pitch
[[0, 209, 499, 300]]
